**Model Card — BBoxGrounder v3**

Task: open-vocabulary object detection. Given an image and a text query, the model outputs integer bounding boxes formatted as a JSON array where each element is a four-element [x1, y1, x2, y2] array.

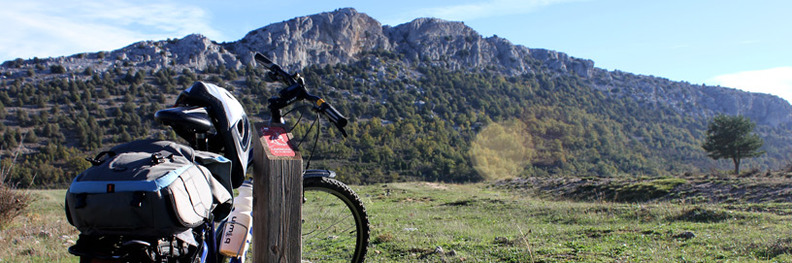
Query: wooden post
[[252, 123, 302, 262]]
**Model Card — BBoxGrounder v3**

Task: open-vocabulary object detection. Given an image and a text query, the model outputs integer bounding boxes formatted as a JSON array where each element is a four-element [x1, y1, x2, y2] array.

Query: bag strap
[[151, 152, 166, 165], [85, 151, 116, 166]]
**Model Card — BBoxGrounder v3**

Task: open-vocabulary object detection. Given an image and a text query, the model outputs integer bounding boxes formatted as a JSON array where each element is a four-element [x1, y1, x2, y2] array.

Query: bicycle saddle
[[155, 107, 214, 134]]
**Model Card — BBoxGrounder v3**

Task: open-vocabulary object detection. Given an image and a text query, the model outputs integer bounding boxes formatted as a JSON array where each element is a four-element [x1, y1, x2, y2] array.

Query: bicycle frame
[[198, 221, 248, 263]]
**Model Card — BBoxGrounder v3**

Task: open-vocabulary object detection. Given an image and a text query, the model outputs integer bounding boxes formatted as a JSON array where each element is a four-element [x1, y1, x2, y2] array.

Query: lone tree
[[702, 114, 765, 174]]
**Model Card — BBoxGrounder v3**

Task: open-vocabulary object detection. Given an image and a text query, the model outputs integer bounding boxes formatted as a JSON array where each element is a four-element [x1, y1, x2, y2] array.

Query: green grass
[[357, 182, 792, 262], [3, 184, 792, 262], [0, 189, 79, 263]]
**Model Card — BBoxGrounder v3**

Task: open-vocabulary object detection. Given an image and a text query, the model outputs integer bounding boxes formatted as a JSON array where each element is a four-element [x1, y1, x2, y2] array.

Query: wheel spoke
[[301, 177, 369, 262]]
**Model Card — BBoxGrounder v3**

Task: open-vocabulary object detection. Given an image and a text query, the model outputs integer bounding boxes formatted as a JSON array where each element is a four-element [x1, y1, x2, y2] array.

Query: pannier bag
[[65, 139, 232, 237]]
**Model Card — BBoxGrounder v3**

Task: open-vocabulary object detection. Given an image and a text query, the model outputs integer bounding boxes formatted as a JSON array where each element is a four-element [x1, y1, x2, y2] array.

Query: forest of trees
[[1, 51, 791, 188]]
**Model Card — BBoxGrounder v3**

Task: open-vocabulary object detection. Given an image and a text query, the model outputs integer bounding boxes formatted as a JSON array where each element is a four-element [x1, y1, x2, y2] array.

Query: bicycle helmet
[[175, 81, 253, 188]]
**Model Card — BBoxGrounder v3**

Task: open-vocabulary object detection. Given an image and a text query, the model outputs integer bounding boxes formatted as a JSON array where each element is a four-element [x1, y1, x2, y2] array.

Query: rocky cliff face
[[1, 33, 239, 77], [2, 8, 789, 126], [110, 34, 242, 70], [225, 9, 589, 78], [222, 8, 788, 126], [227, 8, 391, 71], [590, 68, 792, 126]]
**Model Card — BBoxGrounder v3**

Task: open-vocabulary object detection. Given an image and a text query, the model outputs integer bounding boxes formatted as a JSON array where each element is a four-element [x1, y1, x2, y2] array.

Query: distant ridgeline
[[1, 8, 791, 188]]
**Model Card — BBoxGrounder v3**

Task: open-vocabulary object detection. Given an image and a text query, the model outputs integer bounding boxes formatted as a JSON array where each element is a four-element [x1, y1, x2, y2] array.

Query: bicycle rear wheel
[[302, 177, 369, 263]]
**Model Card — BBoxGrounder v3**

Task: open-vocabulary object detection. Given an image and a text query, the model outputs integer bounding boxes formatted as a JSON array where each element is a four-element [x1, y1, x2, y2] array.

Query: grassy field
[[0, 189, 78, 263], [2, 182, 792, 262]]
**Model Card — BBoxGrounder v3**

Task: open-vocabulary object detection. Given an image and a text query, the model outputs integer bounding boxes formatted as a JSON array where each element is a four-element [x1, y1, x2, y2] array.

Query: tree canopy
[[702, 114, 765, 174]]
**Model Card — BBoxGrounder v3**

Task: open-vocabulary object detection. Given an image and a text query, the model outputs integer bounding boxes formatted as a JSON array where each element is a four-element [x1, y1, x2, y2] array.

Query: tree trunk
[[733, 157, 740, 175]]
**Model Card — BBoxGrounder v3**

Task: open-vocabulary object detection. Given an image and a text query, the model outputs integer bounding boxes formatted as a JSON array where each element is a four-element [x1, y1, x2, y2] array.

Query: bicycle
[[67, 53, 369, 262]]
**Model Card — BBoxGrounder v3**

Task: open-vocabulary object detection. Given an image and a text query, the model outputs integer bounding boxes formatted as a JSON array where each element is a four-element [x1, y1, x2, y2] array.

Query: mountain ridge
[[3, 8, 789, 127]]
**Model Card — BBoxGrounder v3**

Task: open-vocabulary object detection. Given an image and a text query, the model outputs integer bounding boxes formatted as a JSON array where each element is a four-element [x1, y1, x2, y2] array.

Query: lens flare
[[469, 119, 533, 180]]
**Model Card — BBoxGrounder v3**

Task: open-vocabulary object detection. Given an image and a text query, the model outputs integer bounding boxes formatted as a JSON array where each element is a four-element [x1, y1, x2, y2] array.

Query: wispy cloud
[[0, 0, 219, 62], [382, 0, 583, 25], [709, 67, 792, 104]]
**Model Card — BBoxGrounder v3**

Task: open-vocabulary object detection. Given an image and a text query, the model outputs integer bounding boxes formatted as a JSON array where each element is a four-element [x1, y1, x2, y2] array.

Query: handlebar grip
[[318, 99, 348, 137], [254, 53, 274, 69]]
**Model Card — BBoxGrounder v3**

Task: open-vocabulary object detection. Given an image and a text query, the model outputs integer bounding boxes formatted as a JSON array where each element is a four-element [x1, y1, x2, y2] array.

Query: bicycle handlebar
[[255, 52, 348, 137], [317, 98, 348, 137], [254, 53, 296, 86]]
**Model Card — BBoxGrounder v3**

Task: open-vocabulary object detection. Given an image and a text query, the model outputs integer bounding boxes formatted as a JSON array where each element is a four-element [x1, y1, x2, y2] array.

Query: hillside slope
[[1, 8, 791, 187]]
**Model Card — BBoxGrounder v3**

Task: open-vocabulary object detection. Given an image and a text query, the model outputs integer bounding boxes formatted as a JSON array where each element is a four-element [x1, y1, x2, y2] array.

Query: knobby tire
[[302, 177, 370, 263]]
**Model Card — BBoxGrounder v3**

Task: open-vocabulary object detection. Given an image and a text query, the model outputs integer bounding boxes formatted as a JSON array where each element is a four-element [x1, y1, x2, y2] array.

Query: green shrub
[[614, 178, 687, 202], [672, 206, 736, 223]]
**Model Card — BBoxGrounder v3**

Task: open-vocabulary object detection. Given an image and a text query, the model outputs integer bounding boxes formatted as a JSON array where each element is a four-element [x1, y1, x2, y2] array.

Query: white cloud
[[383, 0, 583, 25], [0, 0, 219, 62], [709, 67, 792, 104]]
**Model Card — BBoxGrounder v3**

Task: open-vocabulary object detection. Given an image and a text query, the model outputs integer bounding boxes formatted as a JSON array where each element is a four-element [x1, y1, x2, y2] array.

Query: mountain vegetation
[[1, 8, 791, 188]]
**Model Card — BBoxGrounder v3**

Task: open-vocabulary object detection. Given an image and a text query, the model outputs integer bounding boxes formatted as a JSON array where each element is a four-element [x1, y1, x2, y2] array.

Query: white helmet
[[176, 81, 252, 188]]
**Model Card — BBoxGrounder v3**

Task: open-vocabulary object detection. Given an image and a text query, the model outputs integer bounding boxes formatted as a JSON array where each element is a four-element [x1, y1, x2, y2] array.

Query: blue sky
[[1, 0, 790, 104]]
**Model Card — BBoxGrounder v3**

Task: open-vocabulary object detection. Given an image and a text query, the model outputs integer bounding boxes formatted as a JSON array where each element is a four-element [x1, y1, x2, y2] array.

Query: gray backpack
[[65, 140, 232, 237]]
